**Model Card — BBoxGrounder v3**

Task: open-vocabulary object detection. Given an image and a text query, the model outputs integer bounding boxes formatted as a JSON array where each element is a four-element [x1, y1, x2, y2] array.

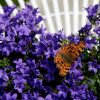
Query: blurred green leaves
[[0, 0, 29, 7], [0, 58, 10, 68]]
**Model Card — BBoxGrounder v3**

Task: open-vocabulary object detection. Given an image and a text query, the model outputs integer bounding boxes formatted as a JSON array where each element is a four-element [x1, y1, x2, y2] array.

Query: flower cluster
[[0, 4, 99, 100]]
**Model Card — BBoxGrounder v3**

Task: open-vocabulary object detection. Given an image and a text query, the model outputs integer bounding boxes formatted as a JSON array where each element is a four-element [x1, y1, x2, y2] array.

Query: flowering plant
[[0, 4, 99, 100]]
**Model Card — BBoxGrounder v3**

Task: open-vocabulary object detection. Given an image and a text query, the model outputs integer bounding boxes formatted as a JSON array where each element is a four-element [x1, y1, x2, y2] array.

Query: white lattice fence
[[0, 0, 99, 35]]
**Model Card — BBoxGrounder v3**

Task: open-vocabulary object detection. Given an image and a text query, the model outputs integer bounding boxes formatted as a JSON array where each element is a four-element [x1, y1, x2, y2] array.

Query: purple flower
[[49, 93, 59, 100], [0, 6, 14, 33], [68, 35, 80, 43], [0, 70, 9, 87], [33, 92, 44, 100], [0, 4, 98, 100], [22, 92, 34, 100], [16, 25, 31, 36], [2, 92, 17, 100], [85, 38, 94, 50], [57, 82, 68, 93], [86, 4, 98, 16], [2, 47, 10, 56], [22, 92, 45, 100], [69, 67, 84, 83], [35, 42, 47, 56], [86, 4, 100, 24], [46, 92, 66, 100], [45, 94, 52, 100], [73, 57, 83, 68], [13, 58, 26, 68], [69, 84, 96, 100], [26, 59, 40, 76], [3, 6, 16, 16], [58, 91, 67, 99], [43, 60, 57, 81], [88, 60, 100, 73], [0, 70, 9, 81], [13, 59, 29, 76], [93, 26, 100, 35], [34, 78, 42, 87], [13, 76, 26, 93], [78, 22, 92, 35], [0, 35, 10, 42]]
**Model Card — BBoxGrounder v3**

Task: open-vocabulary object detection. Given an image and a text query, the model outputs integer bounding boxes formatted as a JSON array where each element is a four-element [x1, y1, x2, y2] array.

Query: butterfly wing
[[57, 62, 70, 76], [68, 42, 85, 60], [54, 41, 85, 76], [54, 45, 70, 64], [54, 45, 72, 76]]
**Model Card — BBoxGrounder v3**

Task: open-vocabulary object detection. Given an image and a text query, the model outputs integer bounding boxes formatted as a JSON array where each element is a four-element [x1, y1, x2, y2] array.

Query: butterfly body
[[54, 41, 85, 76]]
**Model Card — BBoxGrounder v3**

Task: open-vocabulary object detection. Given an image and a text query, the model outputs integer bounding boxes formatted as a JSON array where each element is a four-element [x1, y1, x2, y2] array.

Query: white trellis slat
[[0, 5, 4, 14], [18, 0, 25, 8], [52, 0, 63, 30], [63, 0, 71, 35], [93, 0, 99, 5], [82, 0, 88, 26], [73, 0, 79, 33], [30, 0, 38, 8], [42, 0, 55, 32]]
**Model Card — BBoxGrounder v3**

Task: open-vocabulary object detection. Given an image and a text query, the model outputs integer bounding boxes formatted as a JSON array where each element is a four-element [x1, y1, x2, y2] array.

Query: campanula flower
[[0, 4, 99, 100], [88, 60, 100, 73], [2, 92, 17, 100]]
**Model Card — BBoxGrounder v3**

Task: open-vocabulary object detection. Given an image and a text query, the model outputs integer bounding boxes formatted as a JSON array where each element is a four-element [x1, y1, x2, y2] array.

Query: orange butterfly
[[54, 41, 85, 76]]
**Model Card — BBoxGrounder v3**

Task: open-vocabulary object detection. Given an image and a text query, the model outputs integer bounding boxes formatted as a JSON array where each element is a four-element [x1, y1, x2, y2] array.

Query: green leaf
[[0, 58, 10, 68]]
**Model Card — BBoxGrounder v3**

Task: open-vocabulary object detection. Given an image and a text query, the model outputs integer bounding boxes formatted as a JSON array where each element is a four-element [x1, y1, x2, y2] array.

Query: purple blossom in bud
[[79, 22, 92, 35], [86, 4, 98, 16]]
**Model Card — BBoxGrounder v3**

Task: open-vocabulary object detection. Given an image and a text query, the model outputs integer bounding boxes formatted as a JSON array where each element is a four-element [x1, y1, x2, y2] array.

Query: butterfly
[[54, 41, 85, 76]]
